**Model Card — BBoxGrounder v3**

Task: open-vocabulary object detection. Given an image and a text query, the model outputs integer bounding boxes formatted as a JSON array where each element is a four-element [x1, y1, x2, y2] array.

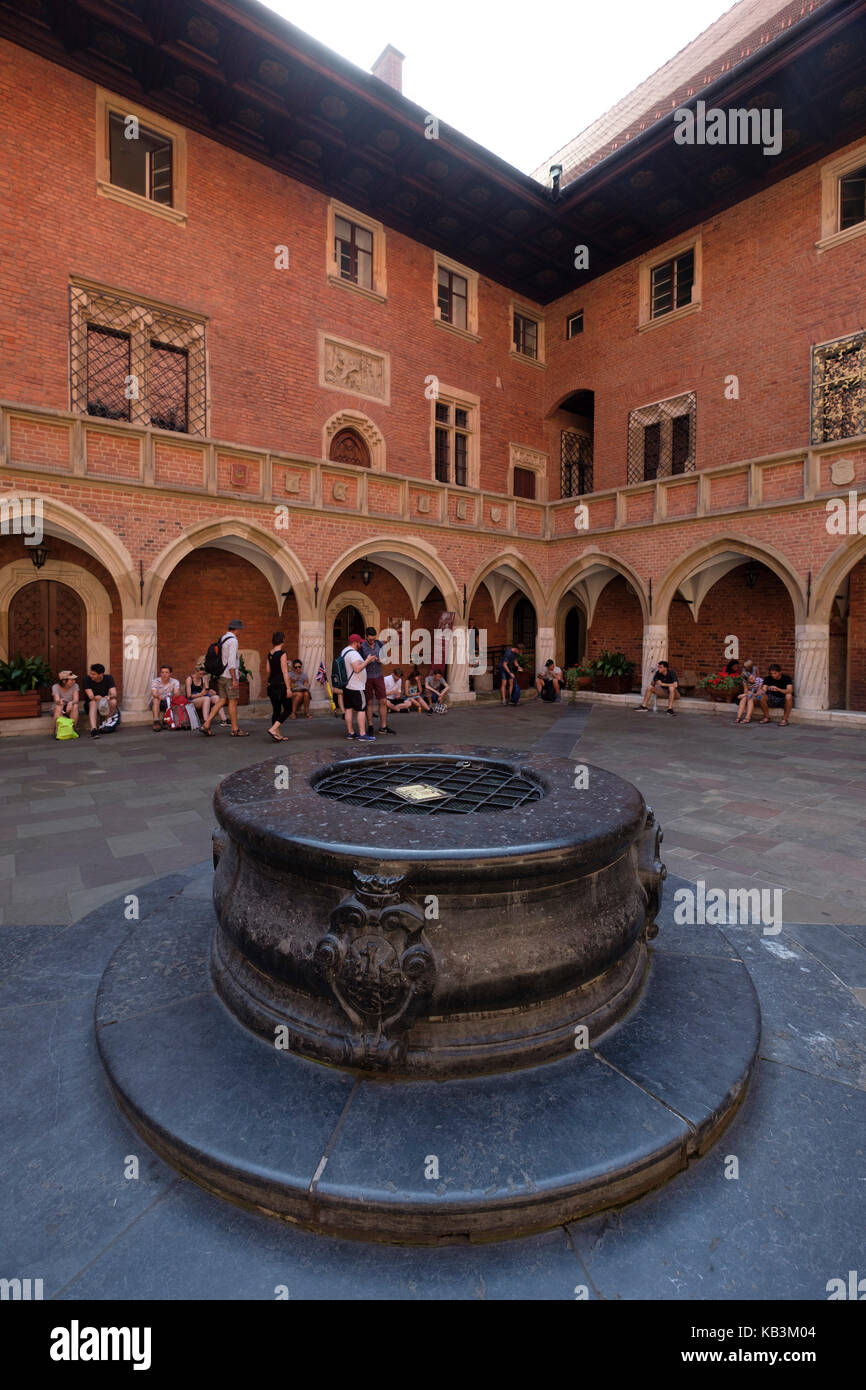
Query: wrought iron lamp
[[29, 545, 48, 571]]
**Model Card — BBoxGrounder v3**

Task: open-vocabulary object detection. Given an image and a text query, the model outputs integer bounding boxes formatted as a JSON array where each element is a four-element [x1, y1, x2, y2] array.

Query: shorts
[[367, 675, 387, 700], [217, 676, 239, 700], [766, 691, 788, 708], [343, 688, 366, 712]]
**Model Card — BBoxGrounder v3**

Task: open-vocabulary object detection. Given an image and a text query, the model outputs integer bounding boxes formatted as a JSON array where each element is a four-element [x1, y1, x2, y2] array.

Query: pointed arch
[[142, 519, 313, 620], [467, 550, 547, 623], [549, 550, 650, 625], [319, 536, 460, 616], [811, 536, 866, 624], [322, 410, 386, 471], [0, 491, 137, 612], [655, 533, 806, 624]]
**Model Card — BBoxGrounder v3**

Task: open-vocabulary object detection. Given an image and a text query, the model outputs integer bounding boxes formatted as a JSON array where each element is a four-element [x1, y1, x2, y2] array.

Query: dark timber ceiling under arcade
[[1, 0, 866, 304]]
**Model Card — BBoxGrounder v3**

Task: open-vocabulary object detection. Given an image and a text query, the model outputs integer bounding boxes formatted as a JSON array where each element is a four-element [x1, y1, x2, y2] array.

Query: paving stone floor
[[1, 701, 864, 1299]]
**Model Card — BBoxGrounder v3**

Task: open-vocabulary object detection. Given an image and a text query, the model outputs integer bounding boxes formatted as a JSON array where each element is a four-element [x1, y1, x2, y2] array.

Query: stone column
[[121, 617, 157, 719], [446, 625, 475, 704], [641, 623, 668, 697], [299, 619, 329, 709], [795, 623, 829, 711], [535, 625, 555, 672]]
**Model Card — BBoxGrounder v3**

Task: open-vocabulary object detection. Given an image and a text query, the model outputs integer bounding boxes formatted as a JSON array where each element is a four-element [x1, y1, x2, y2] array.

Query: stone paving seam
[[49, 1180, 186, 1303], [308, 1080, 362, 1194], [591, 1051, 698, 1140]]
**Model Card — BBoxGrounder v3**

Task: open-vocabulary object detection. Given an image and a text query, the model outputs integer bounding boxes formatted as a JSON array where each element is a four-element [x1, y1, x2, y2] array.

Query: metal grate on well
[[312, 757, 544, 815]]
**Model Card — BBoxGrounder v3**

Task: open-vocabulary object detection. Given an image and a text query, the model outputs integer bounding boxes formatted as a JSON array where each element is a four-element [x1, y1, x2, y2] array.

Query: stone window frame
[[69, 277, 208, 436], [430, 384, 481, 490], [326, 199, 387, 303], [94, 87, 188, 226], [626, 390, 697, 483], [433, 253, 480, 341], [509, 301, 546, 367], [817, 141, 866, 252], [638, 234, 702, 332], [508, 444, 548, 502]]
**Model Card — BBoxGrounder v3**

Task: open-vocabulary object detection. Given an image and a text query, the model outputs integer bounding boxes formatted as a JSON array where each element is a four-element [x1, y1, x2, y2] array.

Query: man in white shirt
[[535, 659, 564, 703], [200, 619, 250, 737], [150, 665, 181, 730], [384, 669, 413, 714], [341, 633, 377, 741]]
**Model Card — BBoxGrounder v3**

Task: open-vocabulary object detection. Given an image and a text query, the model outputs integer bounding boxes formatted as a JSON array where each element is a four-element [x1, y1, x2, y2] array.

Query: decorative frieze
[[319, 333, 390, 405]]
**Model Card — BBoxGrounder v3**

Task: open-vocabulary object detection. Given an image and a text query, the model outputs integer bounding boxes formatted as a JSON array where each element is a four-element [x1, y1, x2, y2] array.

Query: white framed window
[[638, 236, 702, 331], [431, 385, 480, 488], [326, 200, 387, 301], [510, 302, 545, 365], [95, 88, 187, 225], [433, 254, 479, 339], [818, 142, 866, 252]]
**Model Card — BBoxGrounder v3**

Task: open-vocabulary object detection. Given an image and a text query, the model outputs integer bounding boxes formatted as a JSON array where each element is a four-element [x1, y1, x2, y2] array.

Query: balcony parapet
[[2, 402, 864, 541]]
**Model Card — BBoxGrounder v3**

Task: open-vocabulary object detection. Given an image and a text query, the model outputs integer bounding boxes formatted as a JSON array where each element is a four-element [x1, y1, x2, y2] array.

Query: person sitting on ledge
[[758, 664, 794, 726], [735, 661, 764, 724], [84, 663, 118, 738], [425, 666, 450, 712], [635, 660, 678, 714], [536, 659, 563, 703], [151, 665, 181, 731], [289, 659, 311, 718], [51, 670, 79, 735], [384, 669, 414, 714]]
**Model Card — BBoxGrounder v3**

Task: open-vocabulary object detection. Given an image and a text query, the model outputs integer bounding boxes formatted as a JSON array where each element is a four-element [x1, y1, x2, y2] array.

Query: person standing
[[83, 663, 118, 738], [199, 620, 249, 737], [361, 626, 393, 734], [51, 670, 79, 735], [289, 659, 311, 718], [266, 632, 292, 742], [341, 633, 376, 741], [500, 644, 520, 705]]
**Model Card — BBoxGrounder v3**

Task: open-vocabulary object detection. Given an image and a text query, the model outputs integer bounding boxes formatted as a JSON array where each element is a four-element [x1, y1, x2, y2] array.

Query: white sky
[[260, 0, 738, 173]]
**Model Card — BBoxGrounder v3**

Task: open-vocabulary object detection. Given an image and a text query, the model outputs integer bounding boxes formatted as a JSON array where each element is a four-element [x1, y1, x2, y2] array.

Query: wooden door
[[333, 606, 365, 655], [9, 581, 87, 691]]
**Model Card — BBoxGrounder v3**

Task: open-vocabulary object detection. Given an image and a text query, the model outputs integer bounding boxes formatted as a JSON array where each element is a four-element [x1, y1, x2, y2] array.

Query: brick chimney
[[371, 45, 405, 93]]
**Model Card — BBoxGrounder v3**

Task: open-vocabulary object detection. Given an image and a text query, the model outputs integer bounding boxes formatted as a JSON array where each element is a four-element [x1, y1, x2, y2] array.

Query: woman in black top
[[267, 632, 292, 741]]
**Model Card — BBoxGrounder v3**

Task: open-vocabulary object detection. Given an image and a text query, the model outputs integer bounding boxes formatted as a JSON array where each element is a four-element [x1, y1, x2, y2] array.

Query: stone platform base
[[96, 888, 760, 1245]]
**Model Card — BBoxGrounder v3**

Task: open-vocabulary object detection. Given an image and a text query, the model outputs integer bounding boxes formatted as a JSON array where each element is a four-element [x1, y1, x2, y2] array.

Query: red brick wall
[[668, 563, 795, 679], [586, 577, 643, 672], [545, 137, 866, 494], [847, 558, 866, 712], [0, 40, 545, 496], [156, 548, 291, 689]]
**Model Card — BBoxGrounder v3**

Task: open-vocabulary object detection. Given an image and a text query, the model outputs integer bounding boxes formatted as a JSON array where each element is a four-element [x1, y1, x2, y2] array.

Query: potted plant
[[589, 649, 636, 694], [698, 672, 742, 703], [0, 653, 53, 718], [237, 655, 251, 707], [565, 664, 593, 699]]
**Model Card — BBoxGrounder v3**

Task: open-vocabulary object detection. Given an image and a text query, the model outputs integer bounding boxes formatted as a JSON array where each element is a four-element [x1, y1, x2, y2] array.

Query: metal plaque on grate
[[313, 757, 544, 815]]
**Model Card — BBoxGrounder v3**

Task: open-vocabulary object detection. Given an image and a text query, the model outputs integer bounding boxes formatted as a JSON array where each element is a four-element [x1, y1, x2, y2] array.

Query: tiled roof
[[531, 0, 836, 186]]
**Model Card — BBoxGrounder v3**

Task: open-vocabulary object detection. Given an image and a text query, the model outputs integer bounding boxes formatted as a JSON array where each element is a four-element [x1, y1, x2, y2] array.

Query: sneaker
[[358, 734, 376, 741], [381, 726, 397, 734], [346, 733, 357, 740], [90, 728, 99, 738], [634, 705, 649, 712]]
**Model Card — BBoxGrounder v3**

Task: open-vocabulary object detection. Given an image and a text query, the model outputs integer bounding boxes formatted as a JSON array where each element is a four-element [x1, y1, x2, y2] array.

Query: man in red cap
[[340, 633, 377, 741]]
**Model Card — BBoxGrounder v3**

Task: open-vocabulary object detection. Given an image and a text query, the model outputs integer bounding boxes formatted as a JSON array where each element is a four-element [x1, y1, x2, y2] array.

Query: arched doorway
[[564, 605, 586, 668], [333, 605, 365, 654], [512, 597, 537, 650], [9, 580, 86, 691], [329, 429, 371, 468]]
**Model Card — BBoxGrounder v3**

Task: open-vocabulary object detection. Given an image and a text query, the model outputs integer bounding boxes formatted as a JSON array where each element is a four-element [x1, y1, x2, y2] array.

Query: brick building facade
[[1, 0, 865, 717]]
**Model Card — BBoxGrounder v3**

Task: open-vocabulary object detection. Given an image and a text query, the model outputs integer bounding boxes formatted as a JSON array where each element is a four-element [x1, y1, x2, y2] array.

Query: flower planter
[[707, 690, 737, 704], [237, 680, 250, 707], [593, 674, 635, 695], [0, 691, 41, 718], [575, 675, 592, 690]]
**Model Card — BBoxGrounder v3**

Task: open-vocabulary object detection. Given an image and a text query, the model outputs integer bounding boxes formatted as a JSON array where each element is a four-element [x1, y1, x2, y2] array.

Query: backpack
[[203, 637, 226, 678], [539, 679, 557, 703], [55, 715, 78, 741], [330, 649, 350, 691], [164, 694, 191, 730], [100, 709, 121, 732]]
